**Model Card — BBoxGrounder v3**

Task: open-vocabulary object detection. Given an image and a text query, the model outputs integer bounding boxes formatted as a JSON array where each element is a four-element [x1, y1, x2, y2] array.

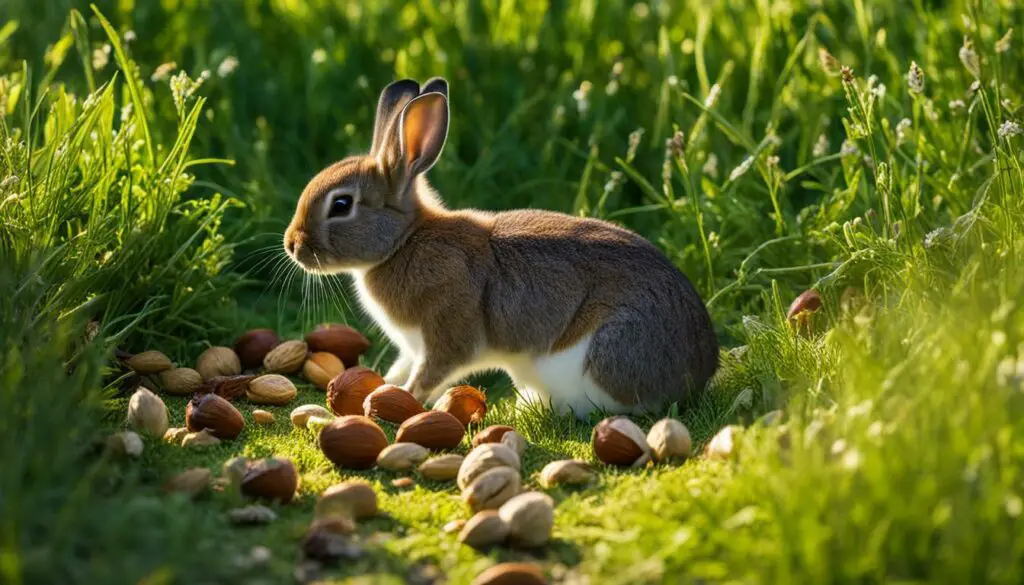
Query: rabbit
[[284, 77, 719, 418]]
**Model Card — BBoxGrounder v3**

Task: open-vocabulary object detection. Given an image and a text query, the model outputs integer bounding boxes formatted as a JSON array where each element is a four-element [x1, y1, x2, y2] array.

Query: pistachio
[[163, 427, 188, 444], [457, 443, 521, 490], [646, 418, 692, 462], [538, 460, 596, 488], [160, 367, 203, 396], [106, 431, 143, 457], [458, 510, 510, 549], [126, 350, 173, 375], [290, 404, 334, 429], [195, 346, 242, 380], [182, 428, 221, 448], [303, 352, 344, 390], [376, 442, 430, 471], [126, 387, 169, 437], [418, 454, 465, 481], [498, 491, 554, 548], [462, 466, 521, 512], [247, 374, 297, 405], [591, 416, 651, 467], [500, 430, 527, 459], [252, 409, 275, 424], [316, 480, 378, 520], [162, 467, 212, 498], [263, 340, 308, 374]]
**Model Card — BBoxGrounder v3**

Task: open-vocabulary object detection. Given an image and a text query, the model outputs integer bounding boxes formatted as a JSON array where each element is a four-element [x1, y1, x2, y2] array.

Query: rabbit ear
[[371, 79, 420, 158], [420, 77, 448, 99], [399, 92, 449, 183]]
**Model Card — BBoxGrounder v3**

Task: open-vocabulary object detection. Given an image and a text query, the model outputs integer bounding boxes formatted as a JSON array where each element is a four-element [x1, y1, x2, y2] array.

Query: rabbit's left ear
[[371, 79, 420, 158], [399, 92, 449, 182]]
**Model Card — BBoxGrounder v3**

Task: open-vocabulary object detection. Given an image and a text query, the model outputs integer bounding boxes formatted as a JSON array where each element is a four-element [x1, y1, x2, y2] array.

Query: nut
[[309, 516, 356, 535], [391, 477, 415, 488], [457, 443, 521, 490], [247, 374, 298, 405], [305, 323, 370, 368], [418, 454, 464, 481], [196, 374, 254, 401], [234, 328, 280, 369], [458, 510, 510, 549], [290, 404, 334, 429], [499, 491, 554, 548], [186, 393, 245, 439], [126, 387, 168, 437], [443, 520, 466, 534], [306, 415, 333, 435], [106, 431, 143, 457], [471, 563, 546, 585], [318, 415, 388, 469], [501, 430, 527, 458], [787, 288, 822, 320], [376, 443, 429, 471], [182, 429, 221, 448], [162, 467, 212, 497], [163, 427, 188, 444], [539, 459, 596, 488], [316, 480, 378, 520], [472, 425, 515, 447], [395, 410, 465, 450], [462, 466, 521, 512], [160, 367, 203, 396], [252, 409, 275, 424], [263, 340, 308, 374], [195, 346, 242, 380], [327, 367, 386, 415], [228, 504, 278, 525], [432, 385, 487, 427], [222, 456, 251, 486], [302, 522, 362, 562], [126, 350, 173, 374], [646, 418, 692, 462], [303, 352, 344, 390], [592, 416, 651, 467], [705, 425, 739, 459], [363, 384, 425, 423], [241, 457, 299, 504]]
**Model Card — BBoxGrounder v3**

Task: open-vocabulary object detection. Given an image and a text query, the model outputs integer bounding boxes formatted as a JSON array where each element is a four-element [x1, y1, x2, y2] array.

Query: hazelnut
[[228, 504, 278, 525], [315, 480, 378, 520], [163, 427, 188, 444], [290, 404, 334, 429], [182, 429, 221, 448], [418, 454, 464, 481], [363, 384, 425, 423], [705, 425, 740, 460], [126, 350, 173, 374], [471, 563, 547, 585], [252, 409, 275, 424], [247, 374, 297, 405], [105, 431, 143, 457], [318, 415, 388, 469], [462, 466, 521, 512], [303, 352, 344, 390], [196, 374, 254, 401], [185, 393, 245, 439], [305, 323, 370, 368], [592, 416, 651, 467], [162, 467, 212, 498], [538, 459, 596, 488], [498, 491, 554, 548], [646, 418, 692, 462], [395, 410, 465, 450], [432, 385, 487, 427], [126, 387, 168, 437], [263, 340, 308, 374], [234, 328, 280, 369], [195, 346, 242, 380], [159, 367, 203, 396], [457, 443, 521, 490], [471, 425, 515, 448], [376, 443, 430, 471], [500, 430, 527, 459], [241, 457, 299, 504], [458, 510, 510, 549], [327, 367, 385, 415]]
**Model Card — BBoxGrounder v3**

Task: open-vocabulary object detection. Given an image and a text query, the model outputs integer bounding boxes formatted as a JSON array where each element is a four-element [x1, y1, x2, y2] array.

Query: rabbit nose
[[284, 230, 303, 257]]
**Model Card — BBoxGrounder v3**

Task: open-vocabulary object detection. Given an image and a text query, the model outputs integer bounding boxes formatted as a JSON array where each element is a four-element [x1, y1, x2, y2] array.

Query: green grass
[[2, 0, 1024, 583]]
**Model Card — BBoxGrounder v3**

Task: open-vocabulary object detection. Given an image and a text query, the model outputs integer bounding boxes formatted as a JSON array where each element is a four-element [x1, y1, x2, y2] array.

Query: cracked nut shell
[[186, 393, 245, 439]]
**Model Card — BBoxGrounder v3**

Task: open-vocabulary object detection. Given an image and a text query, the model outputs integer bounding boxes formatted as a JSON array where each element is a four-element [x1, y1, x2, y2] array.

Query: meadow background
[[2, 0, 1023, 583]]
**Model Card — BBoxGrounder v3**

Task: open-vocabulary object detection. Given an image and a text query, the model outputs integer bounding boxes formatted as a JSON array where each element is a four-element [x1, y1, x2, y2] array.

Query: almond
[[472, 563, 546, 585], [457, 443, 521, 491], [327, 367, 385, 415], [363, 384, 425, 423], [303, 352, 344, 390], [395, 411, 465, 450], [376, 443, 429, 471], [318, 415, 389, 469], [263, 340, 308, 374], [290, 404, 334, 429], [126, 350, 173, 375], [472, 425, 515, 448], [433, 385, 487, 426], [418, 454, 464, 481], [160, 367, 203, 396], [234, 329, 280, 369], [241, 457, 299, 504], [195, 346, 242, 380], [252, 409, 275, 424], [247, 374, 297, 405], [305, 323, 370, 368], [186, 393, 245, 439], [592, 416, 651, 467]]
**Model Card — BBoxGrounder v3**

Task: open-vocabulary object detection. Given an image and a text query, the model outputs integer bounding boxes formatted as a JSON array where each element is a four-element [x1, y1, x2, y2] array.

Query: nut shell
[[126, 387, 169, 437], [290, 404, 334, 429], [457, 443, 521, 490], [163, 427, 188, 444], [316, 480, 378, 520], [376, 442, 430, 471], [705, 425, 739, 460], [539, 459, 596, 488], [499, 491, 554, 548], [471, 563, 546, 585], [186, 393, 245, 439], [501, 430, 527, 459], [458, 510, 510, 549], [395, 410, 466, 450], [472, 425, 515, 448], [327, 367, 386, 415], [241, 457, 299, 504], [787, 288, 822, 320], [418, 454, 465, 481], [163, 468, 212, 498], [303, 352, 344, 390], [195, 346, 242, 380], [234, 329, 280, 369], [247, 374, 298, 405], [592, 416, 651, 467], [126, 350, 173, 375], [263, 340, 308, 374], [318, 415, 389, 469], [462, 466, 521, 512], [433, 385, 487, 427], [160, 367, 203, 396], [196, 374, 254, 401], [646, 418, 692, 462], [363, 384, 425, 423], [182, 429, 221, 448], [305, 323, 370, 368], [252, 409, 275, 424], [106, 431, 143, 457]]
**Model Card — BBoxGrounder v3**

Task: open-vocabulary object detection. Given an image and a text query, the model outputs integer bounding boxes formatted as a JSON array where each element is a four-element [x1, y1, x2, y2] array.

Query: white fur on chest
[[350, 270, 424, 356]]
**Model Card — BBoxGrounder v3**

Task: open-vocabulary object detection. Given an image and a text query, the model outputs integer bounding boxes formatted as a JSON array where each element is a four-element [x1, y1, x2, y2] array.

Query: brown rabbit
[[285, 77, 718, 418]]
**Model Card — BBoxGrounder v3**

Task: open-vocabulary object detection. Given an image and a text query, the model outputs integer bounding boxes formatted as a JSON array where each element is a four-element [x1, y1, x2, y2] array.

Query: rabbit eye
[[328, 193, 355, 218]]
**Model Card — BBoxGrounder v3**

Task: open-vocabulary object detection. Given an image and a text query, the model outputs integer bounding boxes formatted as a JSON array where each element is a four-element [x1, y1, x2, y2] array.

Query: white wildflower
[[959, 36, 981, 79], [151, 61, 177, 82], [605, 80, 619, 96], [123, 30, 137, 44], [907, 61, 925, 95], [728, 156, 755, 182], [0, 175, 19, 190], [92, 44, 111, 71], [998, 121, 1022, 139], [311, 48, 328, 64], [840, 139, 859, 156], [702, 153, 719, 178], [217, 56, 239, 78], [573, 81, 592, 115], [996, 29, 1014, 54], [871, 82, 887, 101], [949, 99, 966, 111], [813, 134, 830, 157], [896, 118, 913, 145], [705, 84, 721, 108]]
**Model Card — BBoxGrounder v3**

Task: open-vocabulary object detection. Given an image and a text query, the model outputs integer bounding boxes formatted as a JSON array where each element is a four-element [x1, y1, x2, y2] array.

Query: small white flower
[[871, 83, 887, 101], [217, 56, 239, 78], [311, 48, 328, 64], [996, 28, 1014, 54], [702, 153, 719, 178], [605, 80, 619, 96], [666, 75, 679, 87], [123, 30, 137, 43], [959, 36, 981, 79], [896, 118, 912, 145], [907, 61, 925, 95], [949, 99, 966, 111], [840, 139, 859, 156], [728, 156, 754, 182], [998, 121, 1022, 138], [704, 84, 721, 108], [92, 44, 111, 71], [151, 61, 177, 82]]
